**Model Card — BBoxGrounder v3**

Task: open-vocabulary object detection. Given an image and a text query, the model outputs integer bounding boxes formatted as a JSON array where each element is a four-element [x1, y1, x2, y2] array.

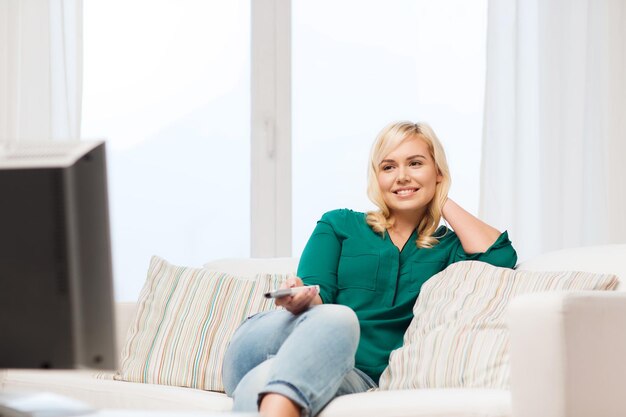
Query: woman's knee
[[311, 304, 358, 325], [307, 304, 359, 345]]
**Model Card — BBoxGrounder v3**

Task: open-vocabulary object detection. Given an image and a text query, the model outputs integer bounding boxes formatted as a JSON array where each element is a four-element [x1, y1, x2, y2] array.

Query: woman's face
[[377, 135, 442, 219]]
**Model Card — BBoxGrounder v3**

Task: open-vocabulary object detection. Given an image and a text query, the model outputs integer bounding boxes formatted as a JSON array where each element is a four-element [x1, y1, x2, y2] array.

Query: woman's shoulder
[[320, 208, 366, 222], [317, 209, 376, 240], [319, 208, 370, 230]]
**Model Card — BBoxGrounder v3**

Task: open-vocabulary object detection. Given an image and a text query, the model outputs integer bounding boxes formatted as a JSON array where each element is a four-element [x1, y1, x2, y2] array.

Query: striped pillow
[[114, 256, 287, 392], [379, 261, 618, 390]]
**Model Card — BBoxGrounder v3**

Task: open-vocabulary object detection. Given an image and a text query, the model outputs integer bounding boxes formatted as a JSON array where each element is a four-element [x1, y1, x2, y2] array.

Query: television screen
[[0, 141, 117, 369]]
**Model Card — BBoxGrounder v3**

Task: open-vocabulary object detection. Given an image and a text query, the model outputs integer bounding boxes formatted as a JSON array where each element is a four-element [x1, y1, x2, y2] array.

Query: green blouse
[[298, 209, 517, 383]]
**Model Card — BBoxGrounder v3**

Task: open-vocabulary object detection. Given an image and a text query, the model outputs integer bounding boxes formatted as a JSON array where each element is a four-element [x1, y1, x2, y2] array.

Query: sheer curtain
[[0, 0, 82, 145], [480, 0, 626, 262]]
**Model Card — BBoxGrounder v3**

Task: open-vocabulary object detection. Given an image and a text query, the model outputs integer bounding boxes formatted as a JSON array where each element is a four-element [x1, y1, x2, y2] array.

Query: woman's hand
[[275, 276, 322, 315]]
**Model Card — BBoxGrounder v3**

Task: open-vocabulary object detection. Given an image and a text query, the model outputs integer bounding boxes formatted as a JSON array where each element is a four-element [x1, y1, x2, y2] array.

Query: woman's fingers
[[288, 276, 303, 288], [277, 285, 318, 314], [275, 276, 304, 307]]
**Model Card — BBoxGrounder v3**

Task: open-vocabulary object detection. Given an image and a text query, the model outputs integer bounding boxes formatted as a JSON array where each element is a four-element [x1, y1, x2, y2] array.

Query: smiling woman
[[222, 120, 517, 417]]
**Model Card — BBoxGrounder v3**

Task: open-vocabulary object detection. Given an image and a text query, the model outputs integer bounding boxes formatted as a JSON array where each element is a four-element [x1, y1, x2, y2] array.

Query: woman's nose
[[396, 167, 409, 182]]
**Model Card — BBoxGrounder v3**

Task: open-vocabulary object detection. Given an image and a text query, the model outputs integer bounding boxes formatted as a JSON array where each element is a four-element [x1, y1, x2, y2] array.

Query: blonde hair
[[366, 121, 451, 248]]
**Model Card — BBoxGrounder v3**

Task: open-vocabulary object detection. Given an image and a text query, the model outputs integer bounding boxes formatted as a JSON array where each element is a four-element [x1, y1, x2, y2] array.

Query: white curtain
[[0, 0, 82, 144], [480, 0, 626, 262]]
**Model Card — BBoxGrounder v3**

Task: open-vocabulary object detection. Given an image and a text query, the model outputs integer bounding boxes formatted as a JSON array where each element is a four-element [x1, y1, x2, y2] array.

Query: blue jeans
[[222, 304, 377, 417]]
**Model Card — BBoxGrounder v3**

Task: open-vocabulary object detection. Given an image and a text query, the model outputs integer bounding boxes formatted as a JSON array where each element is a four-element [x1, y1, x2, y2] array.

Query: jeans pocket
[[246, 312, 262, 321]]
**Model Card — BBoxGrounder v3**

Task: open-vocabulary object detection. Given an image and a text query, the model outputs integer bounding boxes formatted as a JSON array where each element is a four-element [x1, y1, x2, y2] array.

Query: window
[[82, 0, 250, 300], [82, 0, 488, 299], [292, 0, 488, 255]]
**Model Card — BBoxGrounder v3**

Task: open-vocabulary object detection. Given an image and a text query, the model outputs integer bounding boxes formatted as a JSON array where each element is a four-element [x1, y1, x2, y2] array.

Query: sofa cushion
[[0, 370, 232, 411], [379, 261, 618, 390], [0, 369, 511, 417], [320, 388, 512, 417], [114, 256, 287, 392]]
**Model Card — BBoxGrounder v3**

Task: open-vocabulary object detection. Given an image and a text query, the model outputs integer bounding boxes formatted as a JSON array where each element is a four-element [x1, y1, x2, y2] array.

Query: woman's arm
[[277, 210, 345, 315], [442, 198, 502, 254]]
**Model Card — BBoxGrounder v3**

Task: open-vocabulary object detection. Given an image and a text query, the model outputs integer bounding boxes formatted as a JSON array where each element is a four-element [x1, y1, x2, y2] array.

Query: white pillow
[[115, 256, 288, 392], [379, 261, 618, 390]]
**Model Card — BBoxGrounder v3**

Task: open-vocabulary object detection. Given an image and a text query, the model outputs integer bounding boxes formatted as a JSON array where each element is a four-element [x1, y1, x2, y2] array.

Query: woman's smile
[[393, 187, 420, 197]]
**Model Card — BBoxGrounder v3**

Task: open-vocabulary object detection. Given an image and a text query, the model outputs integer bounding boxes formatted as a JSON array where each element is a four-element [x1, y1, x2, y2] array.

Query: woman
[[222, 121, 517, 417]]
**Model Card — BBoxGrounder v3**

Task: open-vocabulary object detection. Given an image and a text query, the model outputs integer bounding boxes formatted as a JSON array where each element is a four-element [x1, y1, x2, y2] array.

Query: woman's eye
[[382, 165, 394, 171], [409, 160, 423, 167]]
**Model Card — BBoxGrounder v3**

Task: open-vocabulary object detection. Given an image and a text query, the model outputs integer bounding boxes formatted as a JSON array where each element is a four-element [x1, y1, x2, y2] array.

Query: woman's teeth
[[396, 189, 417, 195]]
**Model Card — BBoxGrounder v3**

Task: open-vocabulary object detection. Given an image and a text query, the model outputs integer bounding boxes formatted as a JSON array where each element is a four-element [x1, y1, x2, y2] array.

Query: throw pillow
[[379, 260, 618, 390], [114, 256, 288, 392]]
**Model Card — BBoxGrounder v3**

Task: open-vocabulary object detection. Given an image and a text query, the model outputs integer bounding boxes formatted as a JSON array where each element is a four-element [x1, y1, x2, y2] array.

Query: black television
[[0, 140, 117, 369]]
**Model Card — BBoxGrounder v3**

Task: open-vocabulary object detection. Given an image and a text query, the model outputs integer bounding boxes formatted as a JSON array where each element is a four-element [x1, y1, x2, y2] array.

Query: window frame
[[250, 0, 292, 257]]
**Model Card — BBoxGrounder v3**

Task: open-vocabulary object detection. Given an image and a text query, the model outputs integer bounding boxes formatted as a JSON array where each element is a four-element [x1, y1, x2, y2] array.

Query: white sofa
[[2, 245, 626, 417]]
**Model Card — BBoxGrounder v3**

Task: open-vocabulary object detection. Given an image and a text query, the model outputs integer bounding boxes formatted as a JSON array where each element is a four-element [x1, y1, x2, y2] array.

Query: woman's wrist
[[441, 197, 453, 220]]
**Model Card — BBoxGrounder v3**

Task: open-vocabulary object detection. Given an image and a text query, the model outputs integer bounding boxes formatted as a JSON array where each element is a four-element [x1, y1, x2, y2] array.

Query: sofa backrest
[[113, 247, 624, 357], [114, 302, 138, 358], [203, 257, 299, 278], [517, 244, 625, 291], [201, 248, 626, 290]]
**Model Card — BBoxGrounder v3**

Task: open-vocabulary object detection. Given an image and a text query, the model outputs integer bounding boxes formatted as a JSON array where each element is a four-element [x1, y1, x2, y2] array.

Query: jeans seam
[[316, 364, 354, 403], [264, 380, 311, 410]]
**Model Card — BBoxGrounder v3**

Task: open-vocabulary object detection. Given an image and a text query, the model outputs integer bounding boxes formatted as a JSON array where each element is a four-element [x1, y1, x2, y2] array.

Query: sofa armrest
[[115, 302, 138, 358], [508, 291, 626, 417]]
